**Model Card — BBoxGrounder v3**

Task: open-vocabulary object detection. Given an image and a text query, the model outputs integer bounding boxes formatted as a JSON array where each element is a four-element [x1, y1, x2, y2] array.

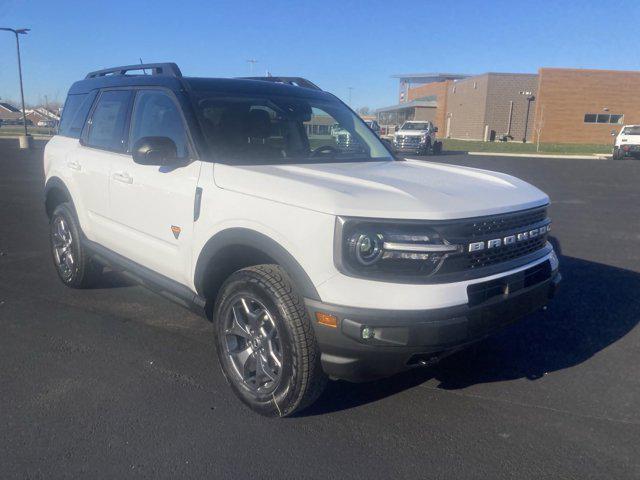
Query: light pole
[[246, 59, 258, 75], [519, 91, 535, 143], [0, 27, 30, 142]]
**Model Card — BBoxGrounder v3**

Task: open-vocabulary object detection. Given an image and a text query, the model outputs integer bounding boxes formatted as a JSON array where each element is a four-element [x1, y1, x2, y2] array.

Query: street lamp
[[520, 90, 535, 143], [0, 27, 30, 145]]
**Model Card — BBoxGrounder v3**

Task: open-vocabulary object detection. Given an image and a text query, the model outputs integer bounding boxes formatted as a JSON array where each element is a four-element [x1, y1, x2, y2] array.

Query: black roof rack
[[85, 62, 182, 79], [238, 76, 322, 91]]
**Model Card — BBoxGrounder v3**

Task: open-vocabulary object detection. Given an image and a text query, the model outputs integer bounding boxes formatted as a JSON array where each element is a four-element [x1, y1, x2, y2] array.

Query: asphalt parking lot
[[1, 138, 639, 479]]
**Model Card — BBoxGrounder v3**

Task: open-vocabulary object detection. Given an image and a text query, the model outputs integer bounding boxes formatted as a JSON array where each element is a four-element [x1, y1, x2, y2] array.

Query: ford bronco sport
[[44, 63, 560, 417]]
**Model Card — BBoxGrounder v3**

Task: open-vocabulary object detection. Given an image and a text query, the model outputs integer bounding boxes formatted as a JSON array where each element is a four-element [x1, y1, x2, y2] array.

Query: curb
[[0, 134, 53, 141], [467, 151, 611, 160]]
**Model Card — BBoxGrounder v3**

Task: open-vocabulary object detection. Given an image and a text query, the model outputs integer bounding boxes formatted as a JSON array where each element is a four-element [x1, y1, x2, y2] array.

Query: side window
[[58, 91, 97, 139], [85, 90, 132, 151], [130, 90, 189, 158]]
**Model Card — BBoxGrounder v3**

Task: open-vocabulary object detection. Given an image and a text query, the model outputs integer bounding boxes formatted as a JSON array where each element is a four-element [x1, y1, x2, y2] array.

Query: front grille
[[435, 206, 550, 275], [396, 135, 421, 146], [335, 133, 361, 152], [460, 207, 547, 238], [467, 236, 547, 269]]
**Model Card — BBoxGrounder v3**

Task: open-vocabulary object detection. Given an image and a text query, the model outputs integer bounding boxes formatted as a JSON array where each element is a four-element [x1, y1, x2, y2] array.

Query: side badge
[[171, 225, 181, 239]]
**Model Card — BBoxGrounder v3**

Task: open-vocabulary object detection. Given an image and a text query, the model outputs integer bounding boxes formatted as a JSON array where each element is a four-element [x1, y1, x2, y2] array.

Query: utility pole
[[0, 27, 30, 147], [246, 59, 258, 75]]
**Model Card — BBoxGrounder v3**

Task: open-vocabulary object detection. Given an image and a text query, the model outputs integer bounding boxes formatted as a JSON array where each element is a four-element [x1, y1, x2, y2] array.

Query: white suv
[[44, 63, 560, 417]]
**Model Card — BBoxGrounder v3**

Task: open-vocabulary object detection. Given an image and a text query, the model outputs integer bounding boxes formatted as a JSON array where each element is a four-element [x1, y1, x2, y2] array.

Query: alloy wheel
[[51, 215, 75, 281], [223, 296, 283, 395]]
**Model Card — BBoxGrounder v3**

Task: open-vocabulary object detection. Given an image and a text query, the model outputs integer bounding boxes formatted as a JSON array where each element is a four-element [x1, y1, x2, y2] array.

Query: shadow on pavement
[[303, 249, 640, 416]]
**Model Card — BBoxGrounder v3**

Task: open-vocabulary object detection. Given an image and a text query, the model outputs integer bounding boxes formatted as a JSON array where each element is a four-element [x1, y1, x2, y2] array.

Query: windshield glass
[[194, 92, 392, 164], [622, 126, 640, 135], [401, 122, 430, 131]]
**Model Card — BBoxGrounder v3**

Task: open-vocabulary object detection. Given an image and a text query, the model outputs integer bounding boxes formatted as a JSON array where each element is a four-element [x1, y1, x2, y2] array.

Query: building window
[[584, 113, 623, 124]]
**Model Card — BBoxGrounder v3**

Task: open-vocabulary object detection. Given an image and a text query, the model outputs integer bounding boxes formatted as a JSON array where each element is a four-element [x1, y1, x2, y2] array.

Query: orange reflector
[[315, 312, 338, 328]]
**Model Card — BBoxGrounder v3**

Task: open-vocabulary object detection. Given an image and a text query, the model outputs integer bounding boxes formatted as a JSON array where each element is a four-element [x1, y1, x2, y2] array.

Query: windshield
[[401, 122, 430, 131], [622, 126, 640, 135], [194, 92, 392, 164]]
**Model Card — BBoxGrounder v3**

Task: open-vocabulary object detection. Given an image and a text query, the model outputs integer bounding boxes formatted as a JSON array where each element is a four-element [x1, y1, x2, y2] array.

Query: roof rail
[[238, 76, 322, 91], [85, 63, 182, 79]]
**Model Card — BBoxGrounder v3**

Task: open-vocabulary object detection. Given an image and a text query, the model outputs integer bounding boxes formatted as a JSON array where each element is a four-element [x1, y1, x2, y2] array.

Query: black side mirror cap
[[433, 126, 438, 133], [132, 136, 178, 166]]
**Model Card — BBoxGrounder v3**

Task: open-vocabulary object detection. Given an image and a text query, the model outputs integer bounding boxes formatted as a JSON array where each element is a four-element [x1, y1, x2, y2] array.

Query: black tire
[[49, 203, 101, 288], [613, 147, 623, 160], [432, 141, 443, 155], [418, 138, 431, 156], [213, 265, 327, 417]]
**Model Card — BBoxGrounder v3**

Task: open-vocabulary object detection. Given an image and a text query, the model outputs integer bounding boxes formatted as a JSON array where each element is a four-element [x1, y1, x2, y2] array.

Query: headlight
[[335, 217, 462, 279]]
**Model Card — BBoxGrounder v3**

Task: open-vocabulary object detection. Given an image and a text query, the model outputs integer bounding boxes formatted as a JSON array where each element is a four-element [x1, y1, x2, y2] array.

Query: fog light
[[361, 326, 375, 339]]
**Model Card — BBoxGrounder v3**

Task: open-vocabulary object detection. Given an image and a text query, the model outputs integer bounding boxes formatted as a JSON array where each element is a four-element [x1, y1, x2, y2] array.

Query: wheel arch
[[44, 176, 74, 219], [194, 228, 320, 303]]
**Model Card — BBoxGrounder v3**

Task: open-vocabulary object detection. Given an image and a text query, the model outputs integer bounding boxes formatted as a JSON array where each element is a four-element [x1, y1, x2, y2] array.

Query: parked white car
[[44, 63, 560, 417], [613, 125, 640, 159]]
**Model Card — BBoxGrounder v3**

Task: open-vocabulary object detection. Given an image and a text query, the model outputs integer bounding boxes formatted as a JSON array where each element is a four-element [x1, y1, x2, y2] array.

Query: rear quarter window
[[58, 91, 98, 138]]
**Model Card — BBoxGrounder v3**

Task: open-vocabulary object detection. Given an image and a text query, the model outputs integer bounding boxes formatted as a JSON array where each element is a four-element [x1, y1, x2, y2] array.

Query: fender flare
[[194, 228, 320, 301], [44, 176, 74, 217]]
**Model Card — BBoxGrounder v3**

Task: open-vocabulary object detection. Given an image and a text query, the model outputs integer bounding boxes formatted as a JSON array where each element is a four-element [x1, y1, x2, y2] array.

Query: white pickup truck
[[613, 125, 640, 159], [394, 120, 442, 155]]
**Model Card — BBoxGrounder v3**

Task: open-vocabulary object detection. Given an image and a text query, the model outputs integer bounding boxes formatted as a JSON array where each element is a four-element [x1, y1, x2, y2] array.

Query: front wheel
[[613, 147, 624, 160], [214, 265, 327, 417]]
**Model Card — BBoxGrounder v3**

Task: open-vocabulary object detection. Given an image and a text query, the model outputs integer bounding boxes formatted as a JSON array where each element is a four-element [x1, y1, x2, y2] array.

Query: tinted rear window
[[58, 91, 97, 138]]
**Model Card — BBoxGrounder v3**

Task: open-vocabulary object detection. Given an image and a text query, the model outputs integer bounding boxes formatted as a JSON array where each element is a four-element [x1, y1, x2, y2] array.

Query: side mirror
[[394, 125, 399, 132], [132, 136, 178, 166], [433, 126, 438, 133]]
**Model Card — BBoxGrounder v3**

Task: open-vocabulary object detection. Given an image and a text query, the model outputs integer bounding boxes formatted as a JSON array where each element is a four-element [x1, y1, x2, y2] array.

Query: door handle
[[112, 172, 133, 184], [67, 161, 81, 171]]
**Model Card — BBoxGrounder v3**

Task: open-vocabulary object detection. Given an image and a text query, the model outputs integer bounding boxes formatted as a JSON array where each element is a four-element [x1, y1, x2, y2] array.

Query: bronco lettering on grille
[[468, 224, 550, 252]]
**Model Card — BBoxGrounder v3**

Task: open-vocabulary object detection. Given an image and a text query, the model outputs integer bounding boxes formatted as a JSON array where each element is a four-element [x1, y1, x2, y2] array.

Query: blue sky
[[1, 0, 639, 109]]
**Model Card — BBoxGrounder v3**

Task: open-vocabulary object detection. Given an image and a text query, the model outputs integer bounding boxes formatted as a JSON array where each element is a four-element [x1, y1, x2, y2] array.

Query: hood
[[213, 159, 549, 220], [396, 129, 427, 136]]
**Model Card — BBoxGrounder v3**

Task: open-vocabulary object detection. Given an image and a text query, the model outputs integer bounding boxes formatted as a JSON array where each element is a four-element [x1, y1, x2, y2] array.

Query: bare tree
[[357, 106, 370, 115]]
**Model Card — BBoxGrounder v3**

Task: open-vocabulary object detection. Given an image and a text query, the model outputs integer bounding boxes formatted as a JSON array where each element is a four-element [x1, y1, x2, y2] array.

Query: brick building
[[533, 68, 640, 144], [406, 80, 454, 139], [445, 73, 538, 141], [393, 67, 640, 145], [376, 73, 467, 136]]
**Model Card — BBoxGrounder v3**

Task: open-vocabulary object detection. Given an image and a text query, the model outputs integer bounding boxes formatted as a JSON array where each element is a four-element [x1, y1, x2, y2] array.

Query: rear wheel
[[214, 265, 327, 417], [50, 203, 101, 288]]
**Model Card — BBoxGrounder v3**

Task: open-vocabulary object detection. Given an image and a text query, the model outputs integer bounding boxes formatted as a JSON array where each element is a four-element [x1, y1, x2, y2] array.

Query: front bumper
[[306, 262, 560, 382], [394, 141, 427, 153]]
